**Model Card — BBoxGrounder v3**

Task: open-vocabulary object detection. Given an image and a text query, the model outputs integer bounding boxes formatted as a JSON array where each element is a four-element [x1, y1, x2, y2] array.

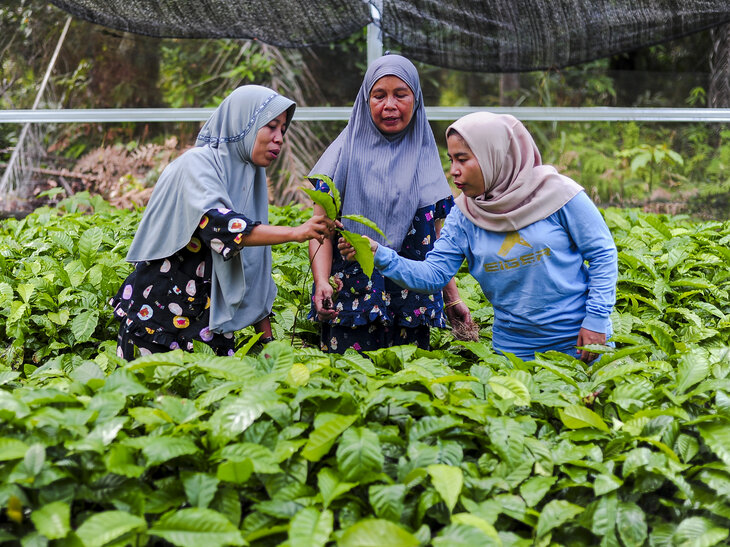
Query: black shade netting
[[379, 0, 730, 71], [49, 0, 730, 72], [47, 0, 371, 47]]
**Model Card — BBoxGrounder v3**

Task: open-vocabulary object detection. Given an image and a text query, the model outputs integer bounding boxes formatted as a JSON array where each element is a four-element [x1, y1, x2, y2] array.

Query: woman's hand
[[444, 299, 471, 326], [338, 235, 377, 261], [577, 327, 606, 362], [312, 277, 342, 321], [443, 284, 478, 341], [293, 215, 336, 243]]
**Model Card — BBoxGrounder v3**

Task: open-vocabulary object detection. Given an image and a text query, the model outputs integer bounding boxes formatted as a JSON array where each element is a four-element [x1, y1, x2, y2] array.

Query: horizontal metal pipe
[[2, 107, 730, 123]]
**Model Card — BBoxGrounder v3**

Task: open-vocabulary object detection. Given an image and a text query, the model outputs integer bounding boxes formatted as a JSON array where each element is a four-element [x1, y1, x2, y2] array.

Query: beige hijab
[[450, 112, 582, 232]]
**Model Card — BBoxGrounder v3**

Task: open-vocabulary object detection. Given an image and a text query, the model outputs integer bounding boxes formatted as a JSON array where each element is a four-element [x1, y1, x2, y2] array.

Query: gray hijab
[[126, 85, 295, 333], [309, 54, 451, 251]]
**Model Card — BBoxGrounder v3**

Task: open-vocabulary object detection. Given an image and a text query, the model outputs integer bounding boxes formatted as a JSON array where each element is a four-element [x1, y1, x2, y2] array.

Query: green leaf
[[369, 484, 406, 521], [71, 309, 99, 342], [182, 472, 219, 509], [339, 519, 419, 547], [0, 282, 12, 306], [617, 502, 647, 547], [536, 499, 584, 538], [142, 436, 199, 466], [16, 283, 34, 304], [302, 414, 357, 462], [558, 404, 610, 432], [519, 476, 557, 507], [341, 230, 375, 278], [488, 376, 531, 406], [30, 501, 70, 540], [337, 352, 377, 376], [0, 391, 30, 419], [78, 226, 104, 268], [301, 186, 337, 220], [675, 348, 711, 394], [450, 514, 500, 541], [675, 433, 699, 463], [128, 349, 185, 368], [409, 415, 462, 441], [24, 443, 45, 476], [427, 464, 463, 513], [317, 468, 357, 509], [673, 516, 729, 547], [593, 474, 623, 496], [698, 422, 730, 467], [217, 459, 253, 484], [209, 390, 280, 440], [341, 214, 387, 239], [433, 523, 500, 546], [644, 320, 676, 356], [75, 511, 146, 547], [149, 508, 244, 547], [0, 438, 29, 461], [336, 427, 383, 481], [289, 508, 333, 547]]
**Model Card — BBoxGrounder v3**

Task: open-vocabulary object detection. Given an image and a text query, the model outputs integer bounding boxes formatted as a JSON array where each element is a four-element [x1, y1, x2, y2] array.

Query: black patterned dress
[[110, 208, 258, 359], [308, 178, 454, 353]]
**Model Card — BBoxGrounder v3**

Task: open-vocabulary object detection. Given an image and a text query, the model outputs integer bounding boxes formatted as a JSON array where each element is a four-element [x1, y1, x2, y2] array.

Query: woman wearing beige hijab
[[341, 112, 618, 361]]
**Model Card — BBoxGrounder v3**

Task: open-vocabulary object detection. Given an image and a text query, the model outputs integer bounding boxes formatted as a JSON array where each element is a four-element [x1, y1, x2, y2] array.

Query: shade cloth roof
[[49, 0, 730, 72]]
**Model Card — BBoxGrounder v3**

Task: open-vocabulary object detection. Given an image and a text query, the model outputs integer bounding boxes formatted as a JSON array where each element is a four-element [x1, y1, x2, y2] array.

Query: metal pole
[[367, 1, 383, 65], [0, 16, 72, 195]]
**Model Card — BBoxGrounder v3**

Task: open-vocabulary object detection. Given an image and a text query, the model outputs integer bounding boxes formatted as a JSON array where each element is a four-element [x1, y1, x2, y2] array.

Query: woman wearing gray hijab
[[307, 54, 473, 354], [111, 85, 335, 359]]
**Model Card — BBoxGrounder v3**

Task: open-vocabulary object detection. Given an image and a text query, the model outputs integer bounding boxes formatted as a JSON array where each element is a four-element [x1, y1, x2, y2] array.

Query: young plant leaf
[[336, 427, 384, 481], [149, 508, 245, 547], [427, 464, 463, 513], [301, 187, 337, 220], [75, 511, 146, 547], [317, 468, 357, 509], [369, 484, 406, 522], [341, 214, 387, 239], [558, 404, 610, 432], [488, 376, 531, 406], [30, 501, 70, 540], [289, 507, 333, 547], [341, 230, 375, 278], [302, 413, 357, 462], [78, 226, 104, 269], [339, 519, 419, 547], [535, 500, 584, 538]]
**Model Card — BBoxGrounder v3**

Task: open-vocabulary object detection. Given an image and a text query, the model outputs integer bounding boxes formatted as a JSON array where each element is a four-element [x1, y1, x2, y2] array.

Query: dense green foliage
[[0, 198, 729, 545]]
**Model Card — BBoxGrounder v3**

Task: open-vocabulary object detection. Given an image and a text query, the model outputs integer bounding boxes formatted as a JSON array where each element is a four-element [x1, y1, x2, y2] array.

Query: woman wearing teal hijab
[[307, 55, 473, 353], [111, 85, 335, 359]]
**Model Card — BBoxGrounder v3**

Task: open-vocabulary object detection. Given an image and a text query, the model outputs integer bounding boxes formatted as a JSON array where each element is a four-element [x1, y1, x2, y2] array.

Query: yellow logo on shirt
[[497, 231, 532, 256], [485, 232, 550, 273]]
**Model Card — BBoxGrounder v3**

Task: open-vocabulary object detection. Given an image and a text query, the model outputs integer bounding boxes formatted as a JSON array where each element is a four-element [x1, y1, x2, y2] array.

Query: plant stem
[[290, 242, 323, 345]]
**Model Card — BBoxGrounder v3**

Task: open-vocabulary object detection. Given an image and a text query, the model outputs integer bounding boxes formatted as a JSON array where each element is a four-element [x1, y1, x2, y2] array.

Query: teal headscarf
[[309, 54, 451, 250], [126, 85, 295, 332]]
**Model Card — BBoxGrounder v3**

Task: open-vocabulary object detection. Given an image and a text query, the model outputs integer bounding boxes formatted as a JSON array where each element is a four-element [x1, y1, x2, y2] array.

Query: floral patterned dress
[[309, 178, 454, 353], [110, 208, 258, 359]]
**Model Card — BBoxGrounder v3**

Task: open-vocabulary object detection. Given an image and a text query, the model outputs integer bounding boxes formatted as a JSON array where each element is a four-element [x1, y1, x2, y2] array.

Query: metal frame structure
[[2, 107, 730, 123]]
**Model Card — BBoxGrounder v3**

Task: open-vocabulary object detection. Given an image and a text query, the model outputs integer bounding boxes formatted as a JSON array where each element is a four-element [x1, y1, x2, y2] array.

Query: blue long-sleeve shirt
[[374, 192, 618, 358]]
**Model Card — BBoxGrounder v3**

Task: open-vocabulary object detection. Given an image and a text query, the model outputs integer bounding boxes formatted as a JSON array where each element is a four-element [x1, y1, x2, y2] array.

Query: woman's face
[[251, 111, 288, 167], [447, 132, 485, 198], [369, 76, 415, 134]]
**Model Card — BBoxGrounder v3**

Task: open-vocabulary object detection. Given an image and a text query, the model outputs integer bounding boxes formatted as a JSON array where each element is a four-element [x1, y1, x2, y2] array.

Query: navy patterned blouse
[[110, 208, 258, 356], [309, 178, 454, 329]]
